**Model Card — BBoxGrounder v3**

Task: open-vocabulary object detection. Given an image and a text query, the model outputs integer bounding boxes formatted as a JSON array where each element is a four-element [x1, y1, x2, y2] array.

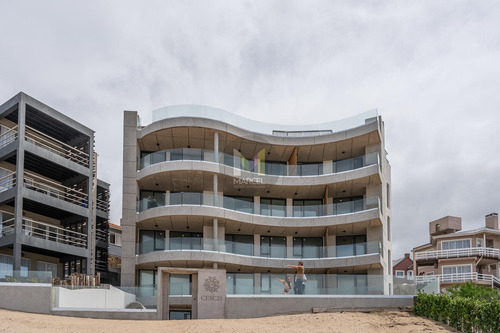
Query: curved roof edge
[[152, 105, 378, 136]]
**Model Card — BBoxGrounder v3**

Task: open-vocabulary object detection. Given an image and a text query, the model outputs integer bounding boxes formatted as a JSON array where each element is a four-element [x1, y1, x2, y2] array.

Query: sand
[[0, 309, 457, 333]]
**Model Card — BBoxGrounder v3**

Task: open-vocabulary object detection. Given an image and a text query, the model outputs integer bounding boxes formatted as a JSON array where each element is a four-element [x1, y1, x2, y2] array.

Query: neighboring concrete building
[[393, 253, 414, 281], [0, 92, 110, 281], [121, 105, 392, 303], [107, 222, 122, 285], [413, 213, 500, 290]]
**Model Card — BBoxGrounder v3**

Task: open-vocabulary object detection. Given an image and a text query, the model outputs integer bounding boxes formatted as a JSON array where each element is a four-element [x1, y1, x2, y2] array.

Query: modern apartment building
[[413, 213, 500, 290], [0, 92, 110, 281], [122, 106, 392, 296]]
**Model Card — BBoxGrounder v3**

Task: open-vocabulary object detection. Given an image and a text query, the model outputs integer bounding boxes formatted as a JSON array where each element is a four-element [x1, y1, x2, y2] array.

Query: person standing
[[286, 262, 304, 294]]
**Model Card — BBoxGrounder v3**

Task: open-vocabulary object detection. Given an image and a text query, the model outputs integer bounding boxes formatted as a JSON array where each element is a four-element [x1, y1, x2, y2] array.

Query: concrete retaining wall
[[225, 295, 414, 319], [0, 283, 52, 314]]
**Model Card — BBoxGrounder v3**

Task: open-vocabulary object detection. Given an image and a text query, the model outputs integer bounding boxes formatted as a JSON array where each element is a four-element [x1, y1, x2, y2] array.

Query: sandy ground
[[0, 309, 457, 333]]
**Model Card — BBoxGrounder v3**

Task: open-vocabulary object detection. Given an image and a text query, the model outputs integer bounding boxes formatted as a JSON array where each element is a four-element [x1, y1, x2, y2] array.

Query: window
[[260, 236, 286, 258], [336, 235, 367, 257], [476, 238, 484, 247], [37, 261, 58, 278], [139, 190, 165, 210], [170, 231, 202, 250], [225, 234, 253, 256], [109, 232, 122, 246], [407, 270, 414, 280], [333, 196, 363, 215], [386, 183, 390, 208], [441, 239, 471, 250], [139, 230, 165, 254], [395, 270, 405, 278], [138, 269, 157, 297], [443, 265, 472, 275], [170, 192, 202, 206], [0, 254, 29, 279], [226, 273, 254, 294], [297, 162, 323, 176], [387, 217, 391, 241], [265, 161, 287, 176], [260, 198, 286, 217], [170, 274, 191, 295], [223, 196, 253, 213], [293, 199, 323, 217], [293, 237, 323, 258]]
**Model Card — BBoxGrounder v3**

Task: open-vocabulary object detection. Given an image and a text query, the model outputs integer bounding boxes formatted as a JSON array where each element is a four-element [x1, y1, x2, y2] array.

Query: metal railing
[[25, 126, 90, 167], [415, 247, 500, 261], [0, 217, 14, 237], [0, 171, 16, 193], [96, 198, 110, 213], [24, 171, 89, 207], [1, 216, 87, 248], [95, 229, 108, 242], [95, 259, 107, 272], [0, 125, 18, 148], [417, 273, 500, 288]]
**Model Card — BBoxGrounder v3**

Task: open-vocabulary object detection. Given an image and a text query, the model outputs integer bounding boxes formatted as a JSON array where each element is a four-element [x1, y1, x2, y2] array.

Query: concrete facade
[[0, 92, 111, 282], [121, 106, 392, 318]]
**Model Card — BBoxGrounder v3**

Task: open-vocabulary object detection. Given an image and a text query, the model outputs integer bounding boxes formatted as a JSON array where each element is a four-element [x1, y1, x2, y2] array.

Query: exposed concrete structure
[[413, 213, 500, 291], [0, 93, 111, 282], [121, 105, 392, 318]]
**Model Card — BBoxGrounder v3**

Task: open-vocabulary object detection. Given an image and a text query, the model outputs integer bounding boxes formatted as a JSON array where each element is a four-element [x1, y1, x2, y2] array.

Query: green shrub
[[414, 291, 500, 333], [447, 282, 500, 302]]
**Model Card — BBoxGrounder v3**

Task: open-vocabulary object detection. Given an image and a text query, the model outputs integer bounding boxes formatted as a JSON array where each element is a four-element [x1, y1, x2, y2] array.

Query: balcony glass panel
[[260, 198, 286, 217], [225, 234, 254, 256], [226, 273, 254, 294], [170, 274, 191, 295], [169, 232, 202, 250], [223, 196, 253, 214], [139, 148, 379, 178]]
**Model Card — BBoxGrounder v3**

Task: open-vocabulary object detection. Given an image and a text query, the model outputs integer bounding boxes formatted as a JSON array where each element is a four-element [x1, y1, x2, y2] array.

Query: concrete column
[[286, 198, 293, 217], [213, 218, 218, 251], [254, 234, 260, 256], [254, 273, 261, 293], [254, 196, 260, 214], [214, 132, 219, 163], [164, 230, 169, 250], [121, 111, 140, 287], [213, 174, 218, 207], [286, 236, 293, 258], [13, 99, 26, 273]]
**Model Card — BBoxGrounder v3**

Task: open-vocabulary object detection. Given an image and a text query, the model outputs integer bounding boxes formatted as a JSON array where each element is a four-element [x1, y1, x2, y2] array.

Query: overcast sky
[[1, 1, 499, 260]]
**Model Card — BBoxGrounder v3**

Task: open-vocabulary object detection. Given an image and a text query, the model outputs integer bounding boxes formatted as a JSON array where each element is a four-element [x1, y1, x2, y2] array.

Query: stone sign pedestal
[[197, 269, 226, 319]]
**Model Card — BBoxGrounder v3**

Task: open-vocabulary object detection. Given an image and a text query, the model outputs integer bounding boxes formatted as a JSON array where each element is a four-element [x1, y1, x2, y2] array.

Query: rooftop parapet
[[152, 105, 378, 136]]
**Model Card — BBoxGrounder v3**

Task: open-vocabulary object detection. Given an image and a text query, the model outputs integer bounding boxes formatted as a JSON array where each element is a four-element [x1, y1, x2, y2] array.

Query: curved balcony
[[139, 148, 379, 177], [417, 273, 500, 288], [137, 193, 381, 227], [136, 238, 382, 269], [152, 105, 378, 137]]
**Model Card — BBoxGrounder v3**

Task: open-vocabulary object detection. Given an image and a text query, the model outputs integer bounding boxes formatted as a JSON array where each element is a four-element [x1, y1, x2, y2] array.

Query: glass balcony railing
[[136, 237, 381, 259], [138, 148, 379, 177], [137, 192, 380, 218], [137, 273, 386, 296]]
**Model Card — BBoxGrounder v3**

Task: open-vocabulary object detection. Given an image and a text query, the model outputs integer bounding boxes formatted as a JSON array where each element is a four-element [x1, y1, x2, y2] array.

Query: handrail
[[24, 171, 88, 207], [415, 247, 500, 260], [96, 198, 110, 212], [1, 216, 88, 248], [25, 126, 89, 167], [417, 273, 500, 287], [0, 217, 15, 236], [0, 125, 18, 148], [0, 171, 16, 193]]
